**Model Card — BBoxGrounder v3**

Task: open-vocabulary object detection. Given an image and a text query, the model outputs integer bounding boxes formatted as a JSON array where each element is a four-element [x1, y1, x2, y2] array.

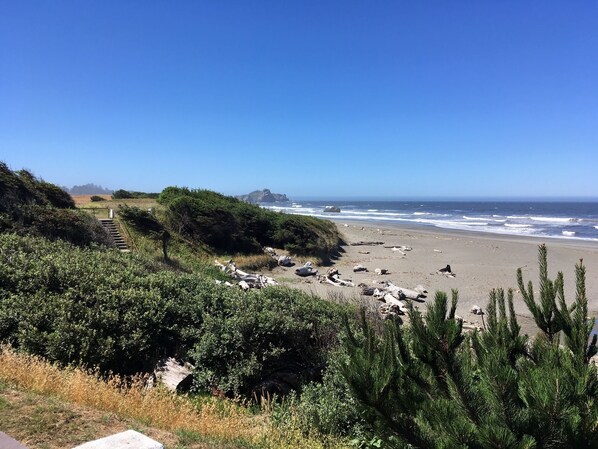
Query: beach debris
[[385, 245, 412, 251], [353, 264, 368, 272], [374, 268, 388, 275], [215, 260, 278, 289], [471, 305, 484, 315], [384, 281, 428, 301], [278, 255, 293, 267], [360, 285, 376, 296], [378, 303, 404, 320], [362, 280, 427, 303], [358, 250, 370, 254], [295, 262, 319, 277], [350, 241, 385, 246], [152, 357, 194, 393], [319, 268, 354, 287], [382, 293, 409, 314], [344, 223, 349, 227], [437, 264, 456, 277], [433, 249, 442, 253]]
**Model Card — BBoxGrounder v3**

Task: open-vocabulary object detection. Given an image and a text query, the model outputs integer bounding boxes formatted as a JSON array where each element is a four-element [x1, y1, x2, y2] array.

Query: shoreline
[[275, 220, 598, 336]]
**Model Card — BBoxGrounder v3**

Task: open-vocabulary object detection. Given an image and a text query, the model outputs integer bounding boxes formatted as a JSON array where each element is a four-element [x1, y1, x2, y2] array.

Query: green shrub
[[190, 286, 345, 397], [157, 186, 341, 257], [118, 205, 164, 234], [112, 189, 159, 199], [90, 195, 106, 202], [0, 163, 108, 246], [0, 234, 345, 393]]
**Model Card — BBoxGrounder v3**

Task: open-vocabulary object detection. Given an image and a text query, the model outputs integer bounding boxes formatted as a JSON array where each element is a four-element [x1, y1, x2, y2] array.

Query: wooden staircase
[[99, 218, 128, 251]]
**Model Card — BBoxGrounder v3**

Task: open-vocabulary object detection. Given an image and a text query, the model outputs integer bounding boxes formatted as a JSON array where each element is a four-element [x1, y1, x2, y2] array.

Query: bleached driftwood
[[384, 281, 427, 301], [278, 255, 292, 266], [154, 357, 194, 392], [383, 293, 408, 314], [353, 264, 368, 272], [215, 260, 278, 289], [319, 268, 354, 287], [295, 262, 318, 277], [471, 305, 484, 315], [379, 303, 402, 320]]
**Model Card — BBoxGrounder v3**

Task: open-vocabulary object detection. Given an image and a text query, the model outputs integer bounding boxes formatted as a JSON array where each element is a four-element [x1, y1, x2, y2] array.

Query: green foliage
[[190, 286, 345, 396], [157, 187, 341, 257], [341, 246, 598, 448], [90, 195, 106, 202], [0, 162, 74, 213], [118, 205, 164, 234], [112, 189, 159, 199], [292, 350, 365, 438], [0, 163, 109, 246], [0, 234, 344, 395]]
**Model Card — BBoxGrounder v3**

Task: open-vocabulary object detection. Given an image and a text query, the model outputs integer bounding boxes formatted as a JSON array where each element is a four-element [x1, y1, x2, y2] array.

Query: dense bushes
[[112, 189, 159, 199], [0, 234, 345, 392], [191, 286, 344, 396], [0, 163, 111, 247], [157, 187, 341, 257]]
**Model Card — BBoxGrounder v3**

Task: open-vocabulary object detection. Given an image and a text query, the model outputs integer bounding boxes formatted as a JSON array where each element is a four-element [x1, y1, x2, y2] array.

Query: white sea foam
[[413, 212, 430, 216], [562, 230, 576, 236], [463, 216, 488, 221], [529, 216, 576, 223], [505, 223, 532, 228], [595, 226, 598, 230]]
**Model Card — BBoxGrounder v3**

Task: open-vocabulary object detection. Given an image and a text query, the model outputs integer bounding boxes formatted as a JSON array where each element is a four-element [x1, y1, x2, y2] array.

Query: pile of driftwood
[[215, 260, 278, 290], [318, 268, 354, 287], [360, 281, 428, 319], [264, 246, 294, 267]]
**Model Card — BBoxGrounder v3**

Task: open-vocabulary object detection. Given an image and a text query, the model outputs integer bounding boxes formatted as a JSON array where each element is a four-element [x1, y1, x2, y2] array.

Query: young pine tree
[[342, 245, 598, 449]]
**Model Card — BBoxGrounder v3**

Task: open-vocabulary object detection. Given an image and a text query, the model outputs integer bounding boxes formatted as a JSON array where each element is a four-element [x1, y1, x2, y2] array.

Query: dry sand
[[276, 221, 598, 335]]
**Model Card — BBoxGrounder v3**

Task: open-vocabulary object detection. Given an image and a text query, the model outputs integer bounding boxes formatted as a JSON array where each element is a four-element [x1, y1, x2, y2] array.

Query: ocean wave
[[413, 212, 430, 216], [463, 216, 488, 221], [505, 223, 532, 228], [562, 230, 576, 236], [529, 216, 577, 223]]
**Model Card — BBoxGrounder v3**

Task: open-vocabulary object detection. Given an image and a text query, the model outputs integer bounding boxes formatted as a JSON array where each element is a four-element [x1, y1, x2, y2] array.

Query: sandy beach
[[276, 221, 598, 335]]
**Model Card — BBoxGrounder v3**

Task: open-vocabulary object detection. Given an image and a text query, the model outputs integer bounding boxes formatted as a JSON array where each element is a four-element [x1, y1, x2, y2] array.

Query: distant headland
[[236, 188, 289, 203]]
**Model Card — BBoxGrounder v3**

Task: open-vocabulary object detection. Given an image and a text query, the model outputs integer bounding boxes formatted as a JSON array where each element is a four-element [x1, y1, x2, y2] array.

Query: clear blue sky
[[1, 1, 597, 199]]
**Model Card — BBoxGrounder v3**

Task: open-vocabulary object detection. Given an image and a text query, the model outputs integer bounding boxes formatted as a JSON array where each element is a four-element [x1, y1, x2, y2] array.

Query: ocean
[[262, 200, 598, 242]]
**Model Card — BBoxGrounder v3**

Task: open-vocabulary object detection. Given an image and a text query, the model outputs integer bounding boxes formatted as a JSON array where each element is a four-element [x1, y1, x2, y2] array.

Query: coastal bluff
[[236, 188, 289, 203]]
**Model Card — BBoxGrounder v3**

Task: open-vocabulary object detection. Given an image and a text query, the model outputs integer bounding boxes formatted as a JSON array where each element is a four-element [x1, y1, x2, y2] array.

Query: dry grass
[[0, 347, 349, 449]]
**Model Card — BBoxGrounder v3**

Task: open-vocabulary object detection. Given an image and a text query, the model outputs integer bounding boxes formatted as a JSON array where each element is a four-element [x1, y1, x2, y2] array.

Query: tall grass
[[0, 347, 349, 449]]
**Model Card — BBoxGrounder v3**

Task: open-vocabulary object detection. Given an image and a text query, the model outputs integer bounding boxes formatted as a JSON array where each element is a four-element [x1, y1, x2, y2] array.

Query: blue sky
[[1, 1, 597, 199]]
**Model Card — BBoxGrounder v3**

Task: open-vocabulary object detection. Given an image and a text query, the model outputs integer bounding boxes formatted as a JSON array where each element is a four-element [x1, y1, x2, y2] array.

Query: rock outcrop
[[237, 189, 289, 203]]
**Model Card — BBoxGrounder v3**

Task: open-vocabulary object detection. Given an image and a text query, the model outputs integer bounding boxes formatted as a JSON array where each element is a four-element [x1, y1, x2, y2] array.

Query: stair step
[[97, 218, 128, 251]]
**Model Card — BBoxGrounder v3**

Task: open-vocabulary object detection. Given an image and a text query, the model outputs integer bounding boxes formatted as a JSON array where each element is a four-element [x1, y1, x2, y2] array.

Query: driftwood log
[[215, 260, 278, 289], [350, 241, 385, 246], [319, 268, 354, 287], [295, 262, 318, 277]]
